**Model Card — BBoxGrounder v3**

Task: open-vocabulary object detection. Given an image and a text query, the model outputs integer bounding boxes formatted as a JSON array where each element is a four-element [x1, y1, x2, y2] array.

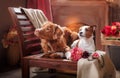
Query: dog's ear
[[34, 29, 40, 37], [53, 25, 64, 40], [90, 25, 96, 31]]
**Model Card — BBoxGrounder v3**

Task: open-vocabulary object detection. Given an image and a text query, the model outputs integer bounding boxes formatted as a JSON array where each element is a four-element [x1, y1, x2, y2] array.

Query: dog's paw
[[65, 46, 71, 52], [49, 53, 62, 59], [65, 51, 71, 60], [41, 52, 52, 58]]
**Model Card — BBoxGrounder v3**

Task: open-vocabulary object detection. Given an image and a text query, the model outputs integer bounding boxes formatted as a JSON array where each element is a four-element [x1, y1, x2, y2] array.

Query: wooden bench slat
[[19, 20, 31, 26], [26, 43, 40, 49], [25, 39, 40, 44], [24, 37, 39, 42], [17, 15, 27, 20], [21, 26, 34, 32], [23, 31, 34, 36], [13, 8, 22, 13]]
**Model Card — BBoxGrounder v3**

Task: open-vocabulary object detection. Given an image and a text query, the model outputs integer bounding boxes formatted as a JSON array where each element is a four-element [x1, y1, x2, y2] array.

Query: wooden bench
[[8, 7, 77, 78]]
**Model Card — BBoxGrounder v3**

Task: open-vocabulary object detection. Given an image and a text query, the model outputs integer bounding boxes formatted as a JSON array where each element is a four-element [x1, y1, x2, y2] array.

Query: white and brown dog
[[65, 25, 96, 59]]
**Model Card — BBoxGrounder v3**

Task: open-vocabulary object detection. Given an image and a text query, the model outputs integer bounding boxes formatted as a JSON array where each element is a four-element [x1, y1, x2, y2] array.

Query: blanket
[[77, 51, 116, 78], [21, 8, 48, 28]]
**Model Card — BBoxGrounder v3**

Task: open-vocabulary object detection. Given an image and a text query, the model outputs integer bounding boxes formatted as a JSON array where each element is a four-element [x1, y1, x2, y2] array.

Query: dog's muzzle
[[79, 32, 85, 37]]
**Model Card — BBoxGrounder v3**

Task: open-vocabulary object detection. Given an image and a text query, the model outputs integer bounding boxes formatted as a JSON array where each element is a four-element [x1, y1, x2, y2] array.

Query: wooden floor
[[0, 67, 76, 78], [0, 67, 120, 78]]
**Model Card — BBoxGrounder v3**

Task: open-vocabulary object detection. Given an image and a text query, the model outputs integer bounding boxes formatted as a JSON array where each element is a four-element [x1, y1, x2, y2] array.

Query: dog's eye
[[85, 28, 89, 31], [46, 27, 51, 31], [79, 29, 82, 31]]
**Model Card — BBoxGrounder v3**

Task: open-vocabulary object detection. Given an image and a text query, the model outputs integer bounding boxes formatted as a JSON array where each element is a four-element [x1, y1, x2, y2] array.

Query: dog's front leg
[[65, 51, 71, 60], [40, 39, 51, 53], [64, 46, 71, 59]]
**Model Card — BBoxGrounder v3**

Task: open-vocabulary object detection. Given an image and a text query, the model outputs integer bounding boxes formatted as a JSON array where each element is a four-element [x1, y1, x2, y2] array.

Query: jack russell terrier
[[65, 25, 96, 59]]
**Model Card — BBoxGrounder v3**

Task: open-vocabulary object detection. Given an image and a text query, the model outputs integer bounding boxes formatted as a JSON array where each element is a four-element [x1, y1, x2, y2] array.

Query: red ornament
[[92, 52, 99, 59], [101, 24, 119, 36], [101, 26, 111, 36]]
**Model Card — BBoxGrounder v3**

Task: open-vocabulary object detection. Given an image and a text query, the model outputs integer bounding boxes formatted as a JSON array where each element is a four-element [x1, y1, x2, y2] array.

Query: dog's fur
[[66, 25, 96, 59], [34, 21, 80, 58]]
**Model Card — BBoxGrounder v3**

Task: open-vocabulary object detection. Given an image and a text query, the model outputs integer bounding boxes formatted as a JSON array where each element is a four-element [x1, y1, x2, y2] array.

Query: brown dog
[[34, 21, 79, 58]]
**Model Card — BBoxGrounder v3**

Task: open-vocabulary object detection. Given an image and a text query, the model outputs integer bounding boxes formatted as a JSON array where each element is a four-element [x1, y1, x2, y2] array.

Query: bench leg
[[22, 58, 30, 78], [48, 69, 56, 73]]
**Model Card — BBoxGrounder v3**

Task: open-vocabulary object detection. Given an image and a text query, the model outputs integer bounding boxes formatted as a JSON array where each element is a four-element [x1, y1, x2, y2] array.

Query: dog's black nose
[[79, 32, 83, 35]]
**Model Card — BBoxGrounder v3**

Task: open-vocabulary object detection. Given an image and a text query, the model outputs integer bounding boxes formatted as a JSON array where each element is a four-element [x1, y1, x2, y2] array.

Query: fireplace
[[51, 1, 108, 50]]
